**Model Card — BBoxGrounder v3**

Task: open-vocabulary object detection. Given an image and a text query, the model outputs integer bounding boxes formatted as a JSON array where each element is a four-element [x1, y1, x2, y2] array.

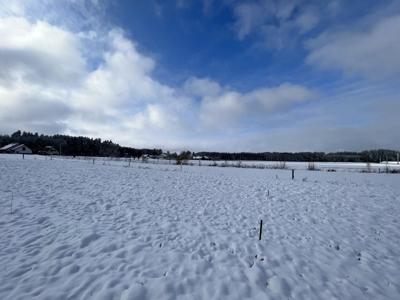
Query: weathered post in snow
[[93, 158, 95, 165], [292, 169, 294, 180], [129, 158, 131, 167], [22, 154, 25, 160], [259, 220, 263, 241]]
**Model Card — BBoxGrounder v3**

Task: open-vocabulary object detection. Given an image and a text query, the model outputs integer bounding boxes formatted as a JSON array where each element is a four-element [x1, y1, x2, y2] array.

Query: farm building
[[38, 146, 59, 155], [0, 143, 32, 154]]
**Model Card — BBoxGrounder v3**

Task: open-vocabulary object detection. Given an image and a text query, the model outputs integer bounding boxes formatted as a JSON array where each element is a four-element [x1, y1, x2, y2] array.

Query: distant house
[[0, 143, 32, 154], [193, 155, 209, 160], [39, 146, 59, 155]]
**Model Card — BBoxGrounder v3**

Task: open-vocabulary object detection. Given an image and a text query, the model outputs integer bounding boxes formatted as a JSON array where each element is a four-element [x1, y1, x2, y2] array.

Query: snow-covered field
[[1, 154, 400, 299], [10, 154, 400, 173]]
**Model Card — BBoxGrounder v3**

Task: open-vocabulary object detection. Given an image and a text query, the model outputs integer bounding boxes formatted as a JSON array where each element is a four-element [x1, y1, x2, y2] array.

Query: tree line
[[194, 150, 399, 163], [0, 131, 161, 158], [1, 130, 398, 163]]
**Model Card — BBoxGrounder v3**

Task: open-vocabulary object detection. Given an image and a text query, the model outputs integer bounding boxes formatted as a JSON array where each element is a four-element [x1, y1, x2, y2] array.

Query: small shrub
[[231, 161, 242, 168], [272, 161, 287, 169], [307, 161, 316, 171], [221, 160, 229, 167], [176, 157, 187, 165], [176, 150, 191, 165], [364, 162, 372, 173]]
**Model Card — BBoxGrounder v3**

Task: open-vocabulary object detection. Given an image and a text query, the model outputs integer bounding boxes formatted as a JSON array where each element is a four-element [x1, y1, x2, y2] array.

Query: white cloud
[[0, 17, 85, 87], [183, 77, 222, 97], [233, 2, 267, 40], [232, 0, 320, 47], [306, 14, 400, 79], [190, 78, 316, 129], [202, 93, 400, 152], [246, 83, 316, 112], [0, 80, 71, 133], [201, 91, 245, 128], [0, 16, 187, 145], [0, 13, 316, 149], [295, 9, 320, 33], [5, 1, 397, 152], [65, 30, 194, 144], [0, 16, 83, 133]]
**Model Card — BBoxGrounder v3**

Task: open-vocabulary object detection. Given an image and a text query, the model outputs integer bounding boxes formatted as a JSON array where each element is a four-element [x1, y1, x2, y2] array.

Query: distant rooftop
[[0, 143, 20, 151]]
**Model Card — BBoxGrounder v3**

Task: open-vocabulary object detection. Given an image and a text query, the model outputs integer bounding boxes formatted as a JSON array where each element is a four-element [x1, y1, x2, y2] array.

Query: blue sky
[[0, 0, 399, 151]]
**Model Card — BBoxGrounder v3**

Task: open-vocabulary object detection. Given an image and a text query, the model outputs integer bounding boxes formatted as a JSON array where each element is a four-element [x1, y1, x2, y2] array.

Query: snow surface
[[6, 153, 400, 173], [1, 154, 400, 299]]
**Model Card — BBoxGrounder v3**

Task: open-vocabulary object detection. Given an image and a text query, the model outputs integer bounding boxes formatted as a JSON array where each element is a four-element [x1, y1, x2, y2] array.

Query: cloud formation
[[233, 0, 320, 48], [195, 80, 316, 128], [0, 17, 85, 87], [0, 11, 315, 149], [306, 14, 400, 79], [0, 0, 399, 151]]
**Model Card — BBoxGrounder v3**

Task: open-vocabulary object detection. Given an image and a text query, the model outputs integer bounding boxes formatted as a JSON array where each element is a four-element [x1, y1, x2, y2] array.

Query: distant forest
[[0, 130, 398, 163], [193, 150, 399, 163], [0, 130, 161, 158]]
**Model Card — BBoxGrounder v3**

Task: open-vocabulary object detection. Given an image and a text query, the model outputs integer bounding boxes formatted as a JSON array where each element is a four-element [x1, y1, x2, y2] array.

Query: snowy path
[[1, 156, 400, 299]]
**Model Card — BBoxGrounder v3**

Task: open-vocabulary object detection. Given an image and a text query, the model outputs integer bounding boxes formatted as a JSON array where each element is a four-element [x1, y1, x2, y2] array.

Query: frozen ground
[[11, 154, 400, 173], [0, 154, 400, 299], [184, 159, 400, 172]]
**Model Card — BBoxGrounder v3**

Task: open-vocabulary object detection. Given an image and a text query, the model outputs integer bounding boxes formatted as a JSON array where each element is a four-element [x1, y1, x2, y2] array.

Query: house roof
[[0, 143, 31, 152], [45, 146, 57, 150], [0, 143, 20, 151], [12, 144, 28, 150]]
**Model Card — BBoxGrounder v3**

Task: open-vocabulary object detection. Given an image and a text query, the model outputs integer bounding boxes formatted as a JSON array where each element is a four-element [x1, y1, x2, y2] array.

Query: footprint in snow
[[266, 276, 291, 297], [80, 233, 101, 248], [356, 251, 362, 261]]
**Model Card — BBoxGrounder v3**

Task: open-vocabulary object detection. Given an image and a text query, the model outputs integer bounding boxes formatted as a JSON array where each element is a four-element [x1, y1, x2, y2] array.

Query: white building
[[0, 143, 32, 154]]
